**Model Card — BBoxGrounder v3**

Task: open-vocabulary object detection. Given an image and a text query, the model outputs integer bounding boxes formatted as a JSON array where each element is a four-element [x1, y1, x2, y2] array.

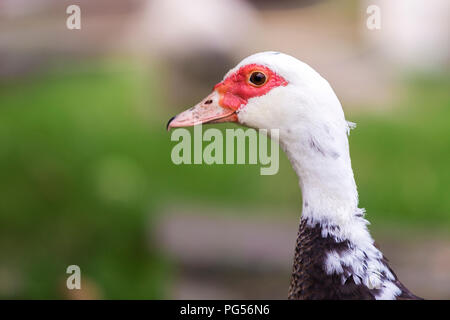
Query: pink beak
[[167, 91, 238, 130]]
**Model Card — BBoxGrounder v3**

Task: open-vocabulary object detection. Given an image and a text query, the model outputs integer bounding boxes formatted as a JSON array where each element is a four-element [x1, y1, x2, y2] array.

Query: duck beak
[[167, 91, 238, 130]]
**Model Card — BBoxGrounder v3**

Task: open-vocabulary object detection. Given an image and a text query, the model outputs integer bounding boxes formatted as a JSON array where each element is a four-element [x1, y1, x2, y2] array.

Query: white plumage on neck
[[281, 115, 359, 228]]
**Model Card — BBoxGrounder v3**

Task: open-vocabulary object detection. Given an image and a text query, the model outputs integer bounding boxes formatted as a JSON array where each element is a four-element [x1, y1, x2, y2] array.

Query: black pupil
[[250, 72, 266, 86]]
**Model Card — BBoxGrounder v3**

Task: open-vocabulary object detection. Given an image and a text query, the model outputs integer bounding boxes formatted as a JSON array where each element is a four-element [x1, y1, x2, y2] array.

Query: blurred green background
[[0, 0, 449, 299]]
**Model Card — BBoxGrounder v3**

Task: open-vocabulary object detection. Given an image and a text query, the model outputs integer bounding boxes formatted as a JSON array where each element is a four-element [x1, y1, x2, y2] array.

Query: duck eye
[[248, 71, 267, 87]]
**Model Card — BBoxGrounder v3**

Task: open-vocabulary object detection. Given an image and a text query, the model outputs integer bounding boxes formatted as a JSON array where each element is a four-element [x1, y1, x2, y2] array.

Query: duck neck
[[280, 125, 360, 230], [281, 125, 404, 300]]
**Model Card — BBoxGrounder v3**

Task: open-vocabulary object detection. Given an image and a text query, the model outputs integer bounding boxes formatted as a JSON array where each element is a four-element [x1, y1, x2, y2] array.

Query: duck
[[167, 51, 422, 300]]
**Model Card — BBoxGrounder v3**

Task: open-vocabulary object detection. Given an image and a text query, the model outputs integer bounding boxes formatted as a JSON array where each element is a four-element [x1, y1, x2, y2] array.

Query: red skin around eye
[[213, 64, 288, 111]]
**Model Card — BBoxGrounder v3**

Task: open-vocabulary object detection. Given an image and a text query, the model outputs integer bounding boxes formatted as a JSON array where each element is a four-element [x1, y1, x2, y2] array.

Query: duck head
[[167, 51, 349, 139]]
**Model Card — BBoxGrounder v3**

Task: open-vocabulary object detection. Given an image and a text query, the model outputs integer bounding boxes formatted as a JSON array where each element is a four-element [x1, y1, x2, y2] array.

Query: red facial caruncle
[[214, 64, 288, 111], [167, 63, 288, 130]]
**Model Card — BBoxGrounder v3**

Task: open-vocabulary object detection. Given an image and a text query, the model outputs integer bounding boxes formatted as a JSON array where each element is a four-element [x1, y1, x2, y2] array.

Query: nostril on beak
[[204, 99, 213, 105], [167, 116, 176, 131]]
